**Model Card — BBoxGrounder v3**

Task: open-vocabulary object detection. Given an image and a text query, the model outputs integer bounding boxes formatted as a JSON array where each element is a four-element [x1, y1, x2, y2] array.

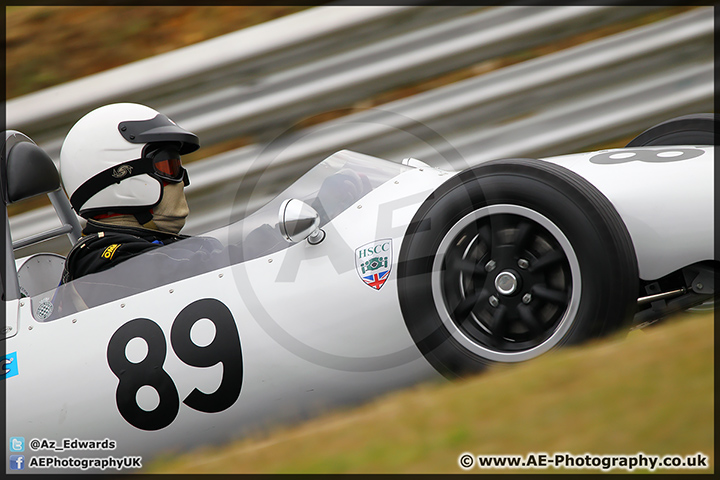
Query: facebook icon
[[9, 455, 24, 470]]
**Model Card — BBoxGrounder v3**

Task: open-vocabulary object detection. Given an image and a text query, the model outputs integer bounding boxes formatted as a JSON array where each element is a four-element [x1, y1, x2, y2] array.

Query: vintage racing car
[[1, 114, 715, 471]]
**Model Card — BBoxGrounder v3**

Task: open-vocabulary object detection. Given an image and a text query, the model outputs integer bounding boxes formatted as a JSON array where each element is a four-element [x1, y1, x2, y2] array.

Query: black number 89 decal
[[107, 298, 243, 431]]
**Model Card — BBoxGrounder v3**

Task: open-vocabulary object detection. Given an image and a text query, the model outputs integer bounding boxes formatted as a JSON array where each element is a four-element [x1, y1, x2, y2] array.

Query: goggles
[[146, 145, 189, 186], [70, 143, 189, 214]]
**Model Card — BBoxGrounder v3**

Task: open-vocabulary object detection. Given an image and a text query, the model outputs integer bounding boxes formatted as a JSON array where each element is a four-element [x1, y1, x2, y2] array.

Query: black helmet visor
[[118, 114, 199, 154]]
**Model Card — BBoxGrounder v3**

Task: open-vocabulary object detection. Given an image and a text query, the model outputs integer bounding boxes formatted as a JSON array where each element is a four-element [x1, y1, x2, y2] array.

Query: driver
[[59, 103, 223, 283]]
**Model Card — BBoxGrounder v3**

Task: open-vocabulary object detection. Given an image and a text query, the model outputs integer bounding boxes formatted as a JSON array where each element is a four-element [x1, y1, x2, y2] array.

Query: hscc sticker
[[356, 239, 392, 290]]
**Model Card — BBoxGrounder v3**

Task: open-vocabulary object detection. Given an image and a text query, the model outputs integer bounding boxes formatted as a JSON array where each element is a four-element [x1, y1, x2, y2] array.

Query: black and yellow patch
[[101, 243, 121, 260]]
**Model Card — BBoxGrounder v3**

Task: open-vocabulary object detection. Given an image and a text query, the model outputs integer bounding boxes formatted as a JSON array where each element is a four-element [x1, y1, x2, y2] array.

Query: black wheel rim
[[432, 205, 581, 361]]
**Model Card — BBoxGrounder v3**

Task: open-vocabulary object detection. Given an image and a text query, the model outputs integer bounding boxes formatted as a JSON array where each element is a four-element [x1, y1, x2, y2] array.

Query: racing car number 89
[[107, 298, 243, 431]]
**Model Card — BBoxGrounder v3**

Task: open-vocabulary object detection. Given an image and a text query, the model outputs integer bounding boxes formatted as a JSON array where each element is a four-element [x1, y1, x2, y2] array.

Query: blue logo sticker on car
[[1, 352, 19, 380]]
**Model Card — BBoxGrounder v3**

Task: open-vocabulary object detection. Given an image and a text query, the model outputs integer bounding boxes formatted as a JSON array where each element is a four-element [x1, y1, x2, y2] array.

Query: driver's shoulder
[[62, 230, 163, 283]]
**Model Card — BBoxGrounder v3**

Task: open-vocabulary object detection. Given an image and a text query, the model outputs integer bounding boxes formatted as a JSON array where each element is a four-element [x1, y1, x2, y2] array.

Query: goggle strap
[[70, 158, 154, 213]]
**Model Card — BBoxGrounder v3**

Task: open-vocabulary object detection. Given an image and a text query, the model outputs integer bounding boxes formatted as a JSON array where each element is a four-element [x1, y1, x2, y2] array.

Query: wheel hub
[[494, 270, 519, 296]]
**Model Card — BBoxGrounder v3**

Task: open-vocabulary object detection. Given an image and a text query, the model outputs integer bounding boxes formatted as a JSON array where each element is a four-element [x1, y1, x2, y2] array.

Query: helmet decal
[[112, 165, 134, 179]]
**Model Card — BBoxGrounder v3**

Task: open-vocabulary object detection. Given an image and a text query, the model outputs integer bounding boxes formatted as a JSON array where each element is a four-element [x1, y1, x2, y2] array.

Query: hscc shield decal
[[355, 239, 392, 290]]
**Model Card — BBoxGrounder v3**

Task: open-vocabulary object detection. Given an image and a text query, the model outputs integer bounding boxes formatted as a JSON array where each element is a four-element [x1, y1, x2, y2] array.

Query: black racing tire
[[398, 159, 639, 378], [626, 113, 717, 147]]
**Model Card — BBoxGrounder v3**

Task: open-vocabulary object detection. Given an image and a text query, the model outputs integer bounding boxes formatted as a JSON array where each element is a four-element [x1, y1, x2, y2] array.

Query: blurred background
[[5, 5, 714, 256]]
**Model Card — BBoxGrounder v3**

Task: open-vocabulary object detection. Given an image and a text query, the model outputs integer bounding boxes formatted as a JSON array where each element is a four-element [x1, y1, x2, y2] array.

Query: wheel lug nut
[[522, 293, 532, 304], [485, 260, 497, 272], [518, 258, 529, 269], [489, 295, 499, 307]]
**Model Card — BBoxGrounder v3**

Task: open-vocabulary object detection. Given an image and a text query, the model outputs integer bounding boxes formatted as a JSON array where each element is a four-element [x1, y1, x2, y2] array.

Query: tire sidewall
[[626, 113, 717, 147]]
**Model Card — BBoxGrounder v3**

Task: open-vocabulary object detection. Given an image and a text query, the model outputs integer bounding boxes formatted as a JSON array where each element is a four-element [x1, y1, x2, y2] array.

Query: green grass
[[145, 311, 714, 474]]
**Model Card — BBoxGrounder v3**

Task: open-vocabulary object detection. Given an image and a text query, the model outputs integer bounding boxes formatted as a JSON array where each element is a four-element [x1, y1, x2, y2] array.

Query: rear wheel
[[626, 113, 716, 147], [398, 159, 639, 378], [626, 114, 716, 314]]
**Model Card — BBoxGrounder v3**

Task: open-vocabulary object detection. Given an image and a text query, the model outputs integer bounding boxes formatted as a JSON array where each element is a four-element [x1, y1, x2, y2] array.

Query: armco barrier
[[6, 6, 713, 254]]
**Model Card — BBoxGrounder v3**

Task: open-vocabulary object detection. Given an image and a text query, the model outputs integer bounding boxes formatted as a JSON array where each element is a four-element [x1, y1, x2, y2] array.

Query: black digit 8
[[590, 148, 703, 164], [106, 318, 179, 431], [170, 298, 243, 413]]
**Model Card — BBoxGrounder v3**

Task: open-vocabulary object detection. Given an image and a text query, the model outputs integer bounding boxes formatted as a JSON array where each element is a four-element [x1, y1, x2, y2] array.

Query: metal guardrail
[[8, 6, 666, 158], [6, 6, 714, 255], [7, 6, 419, 133]]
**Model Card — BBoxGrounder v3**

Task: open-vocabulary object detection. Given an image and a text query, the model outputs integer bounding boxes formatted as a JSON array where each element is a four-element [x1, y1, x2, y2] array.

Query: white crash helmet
[[60, 103, 199, 219]]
